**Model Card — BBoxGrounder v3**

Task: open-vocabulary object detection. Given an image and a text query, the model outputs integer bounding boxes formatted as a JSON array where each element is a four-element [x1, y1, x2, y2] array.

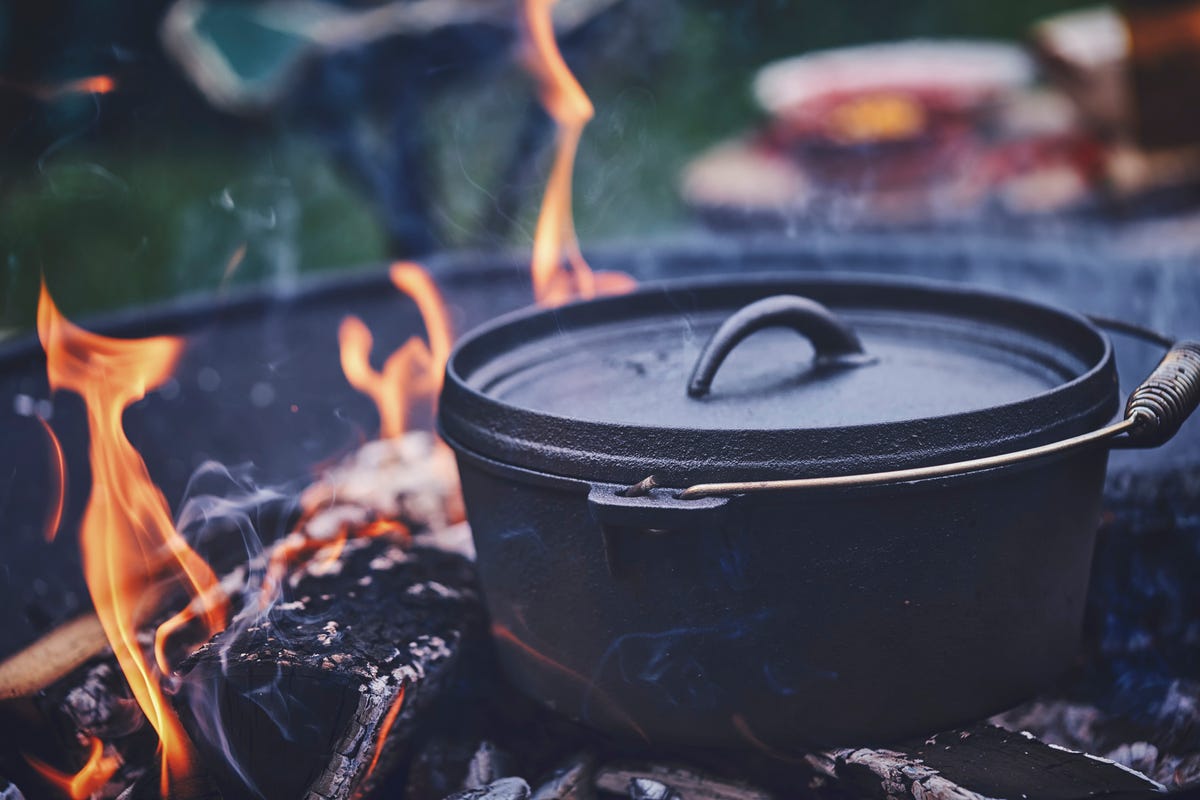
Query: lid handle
[[687, 294, 872, 398]]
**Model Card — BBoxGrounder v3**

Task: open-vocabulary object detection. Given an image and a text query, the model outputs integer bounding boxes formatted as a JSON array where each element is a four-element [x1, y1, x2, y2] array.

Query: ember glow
[[37, 283, 224, 794], [339, 261, 452, 439], [519, 0, 635, 306], [0, 73, 116, 102], [363, 684, 407, 783], [24, 737, 121, 800], [36, 414, 66, 543]]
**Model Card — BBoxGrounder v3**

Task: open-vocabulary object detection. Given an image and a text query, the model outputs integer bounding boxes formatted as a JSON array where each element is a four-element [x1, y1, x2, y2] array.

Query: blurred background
[[5, 0, 1195, 333]]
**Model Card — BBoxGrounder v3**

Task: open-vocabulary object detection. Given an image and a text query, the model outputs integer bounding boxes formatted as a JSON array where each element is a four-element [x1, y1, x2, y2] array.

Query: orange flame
[[339, 262, 452, 439], [363, 684, 407, 783], [519, 0, 635, 306], [52, 75, 117, 98], [24, 737, 121, 800], [37, 415, 66, 543], [0, 74, 116, 102], [37, 282, 225, 794]]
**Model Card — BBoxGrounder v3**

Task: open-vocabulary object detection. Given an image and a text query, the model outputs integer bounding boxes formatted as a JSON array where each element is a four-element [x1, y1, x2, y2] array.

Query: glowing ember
[[37, 282, 224, 794], [50, 74, 117, 98], [0, 74, 117, 102], [519, 0, 635, 306], [24, 737, 121, 800], [363, 684, 407, 783], [36, 415, 66, 543], [339, 262, 452, 439]]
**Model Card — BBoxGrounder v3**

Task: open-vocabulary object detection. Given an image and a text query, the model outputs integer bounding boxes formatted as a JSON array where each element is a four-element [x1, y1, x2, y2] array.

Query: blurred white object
[[753, 40, 1034, 120]]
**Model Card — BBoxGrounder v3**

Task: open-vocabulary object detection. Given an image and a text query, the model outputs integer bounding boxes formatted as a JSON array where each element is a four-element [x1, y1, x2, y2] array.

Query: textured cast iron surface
[[454, 446, 1111, 747], [1, 233, 1197, 663], [441, 273, 1119, 486]]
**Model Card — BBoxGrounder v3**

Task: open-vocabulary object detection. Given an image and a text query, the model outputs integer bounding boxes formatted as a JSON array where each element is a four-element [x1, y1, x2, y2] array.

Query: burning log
[[1, 432, 474, 799], [164, 433, 477, 800], [172, 534, 481, 800], [0, 616, 109, 701]]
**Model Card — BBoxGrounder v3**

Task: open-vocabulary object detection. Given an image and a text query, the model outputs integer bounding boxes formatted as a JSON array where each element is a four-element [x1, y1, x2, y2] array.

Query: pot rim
[[439, 272, 1118, 486]]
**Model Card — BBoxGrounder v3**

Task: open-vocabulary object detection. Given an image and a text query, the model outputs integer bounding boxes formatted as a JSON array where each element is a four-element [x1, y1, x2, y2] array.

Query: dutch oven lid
[[439, 274, 1117, 486]]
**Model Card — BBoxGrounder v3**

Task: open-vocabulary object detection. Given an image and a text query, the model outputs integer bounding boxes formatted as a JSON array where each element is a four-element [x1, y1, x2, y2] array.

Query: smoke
[[165, 459, 307, 798]]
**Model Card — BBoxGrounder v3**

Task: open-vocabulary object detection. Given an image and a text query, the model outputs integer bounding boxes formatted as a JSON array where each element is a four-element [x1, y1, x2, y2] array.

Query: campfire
[[2, 3, 1200, 800]]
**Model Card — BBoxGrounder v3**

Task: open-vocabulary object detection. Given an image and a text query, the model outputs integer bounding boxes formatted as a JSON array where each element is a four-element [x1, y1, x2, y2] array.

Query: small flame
[[363, 684, 407, 783], [519, 0, 635, 306], [24, 737, 121, 800], [338, 262, 452, 439], [37, 415, 66, 543], [37, 282, 224, 794], [0, 74, 116, 102], [51, 75, 117, 98]]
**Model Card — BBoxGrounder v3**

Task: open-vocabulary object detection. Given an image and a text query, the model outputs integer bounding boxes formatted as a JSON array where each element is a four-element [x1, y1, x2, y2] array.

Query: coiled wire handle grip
[[1122, 341, 1200, 448], [687, 295, 872, 398]]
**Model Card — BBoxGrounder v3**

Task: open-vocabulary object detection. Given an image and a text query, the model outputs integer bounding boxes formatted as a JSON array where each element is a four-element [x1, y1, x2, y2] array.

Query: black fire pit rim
[[439, 270, 1118, 487], [0, 255, 541, 364], [1, 229, 1170, 363]]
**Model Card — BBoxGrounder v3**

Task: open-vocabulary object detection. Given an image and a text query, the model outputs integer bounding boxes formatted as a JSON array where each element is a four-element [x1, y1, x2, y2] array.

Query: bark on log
[[171, 535, 482, 800], [806, 725, 1164, 800]]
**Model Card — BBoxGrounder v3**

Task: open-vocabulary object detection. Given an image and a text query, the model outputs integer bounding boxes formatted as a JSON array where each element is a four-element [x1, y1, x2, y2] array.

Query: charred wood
[[445, 777, 531, 800], [807, 725, 1164, 800], [531, 753, 596, 800], [594, 764, 772, 800], [463, 742, 517, 791], [171, 536, 482, 800]]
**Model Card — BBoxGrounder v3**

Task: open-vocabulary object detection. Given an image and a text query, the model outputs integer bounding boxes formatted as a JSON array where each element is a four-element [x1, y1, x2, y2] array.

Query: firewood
[[463, 742, 517, 791], [807, 725, 1164, 800], [0, 615, 108, 701], [531, 753, 595, 800], [446, 777, 531, 800], [595, 764, 772, 800], [171, 534, 482, 800]]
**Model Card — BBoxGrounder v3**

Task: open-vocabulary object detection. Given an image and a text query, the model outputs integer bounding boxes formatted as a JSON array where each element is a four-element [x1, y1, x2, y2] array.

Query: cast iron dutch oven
[[438, 273, 1200, 748]]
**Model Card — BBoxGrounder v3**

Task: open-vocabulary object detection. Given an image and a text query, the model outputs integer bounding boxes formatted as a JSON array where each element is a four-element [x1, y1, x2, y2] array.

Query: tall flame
[[339, 262, 452, 439], [37, 282, 225, 794], [520, 0, 635, 306]]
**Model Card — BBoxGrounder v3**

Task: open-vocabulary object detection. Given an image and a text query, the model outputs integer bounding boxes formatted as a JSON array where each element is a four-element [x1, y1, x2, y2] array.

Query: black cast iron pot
[[438, 273, 1200, 748]]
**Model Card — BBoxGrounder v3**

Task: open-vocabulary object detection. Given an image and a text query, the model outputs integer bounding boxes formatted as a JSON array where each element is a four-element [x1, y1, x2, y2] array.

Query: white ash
[[413, 521, 476, 562], [406, 581, 462, 600], [317, 621, 341, 647], [298, 432, 464, 538], [1043, 741, 1167, 790], [369, 545, 411, 572]]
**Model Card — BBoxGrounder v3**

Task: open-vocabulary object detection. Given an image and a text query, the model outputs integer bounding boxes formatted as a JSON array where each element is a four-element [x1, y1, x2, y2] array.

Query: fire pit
[[1, 233, 1199, 799]]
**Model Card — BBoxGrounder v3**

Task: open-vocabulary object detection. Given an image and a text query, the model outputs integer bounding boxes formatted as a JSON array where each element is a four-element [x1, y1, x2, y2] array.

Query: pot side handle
[[687, 294, 873, 398], [1118, 340, 1200, 449]]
